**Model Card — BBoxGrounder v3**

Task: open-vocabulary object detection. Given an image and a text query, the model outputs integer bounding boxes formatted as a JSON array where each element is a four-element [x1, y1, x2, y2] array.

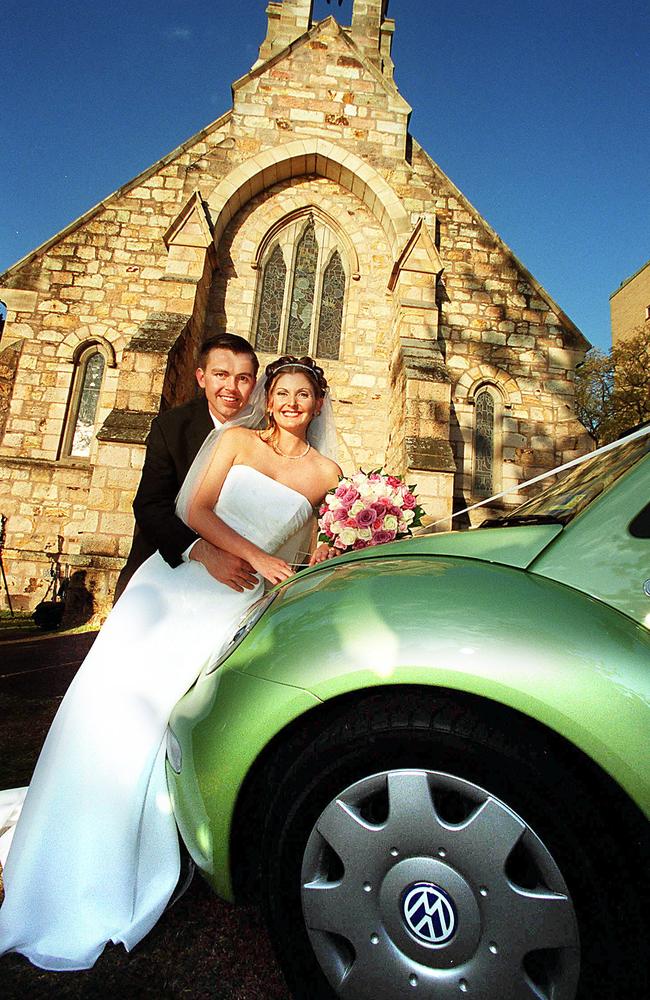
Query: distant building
[[610, 258, 650, 346], [0, 0, 592, 619]]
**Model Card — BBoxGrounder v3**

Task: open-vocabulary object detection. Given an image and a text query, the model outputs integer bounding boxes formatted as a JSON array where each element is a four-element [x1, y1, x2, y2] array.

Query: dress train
[[0, 466, 312, 969]]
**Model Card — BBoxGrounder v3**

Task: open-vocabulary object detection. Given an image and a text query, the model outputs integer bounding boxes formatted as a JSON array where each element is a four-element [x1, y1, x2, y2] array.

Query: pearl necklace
[[272, 440, 311, 460]]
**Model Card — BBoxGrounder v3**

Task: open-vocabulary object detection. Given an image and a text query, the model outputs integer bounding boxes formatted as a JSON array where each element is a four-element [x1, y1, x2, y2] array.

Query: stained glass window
[[255, 244, 287, 353], [69, 351, 105, 458], [286, 220, 318, 356], [253, 214, 346, 358], [317, 250, 345, 359], [475, 389, 494, 495]]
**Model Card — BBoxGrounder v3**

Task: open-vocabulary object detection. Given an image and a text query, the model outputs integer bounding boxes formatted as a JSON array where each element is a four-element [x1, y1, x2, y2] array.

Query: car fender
[[229, 555, 650, 817]]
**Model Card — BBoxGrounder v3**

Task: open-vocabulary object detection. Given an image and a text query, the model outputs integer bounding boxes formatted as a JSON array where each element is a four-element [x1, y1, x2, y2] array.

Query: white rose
[[338, 527, 358, 547], [402, 509, 415, 524], [350, 500, 365, 516], [383, 515, 398, 532], [357, 527, 373, 541]]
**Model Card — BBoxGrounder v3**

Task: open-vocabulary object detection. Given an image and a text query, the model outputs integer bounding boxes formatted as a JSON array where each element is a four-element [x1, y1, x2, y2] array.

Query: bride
[[0, 354, 341, 971]]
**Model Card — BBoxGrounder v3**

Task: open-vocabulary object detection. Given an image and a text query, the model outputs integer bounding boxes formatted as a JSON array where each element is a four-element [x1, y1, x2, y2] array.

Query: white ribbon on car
[[426, 423, 649, 530]]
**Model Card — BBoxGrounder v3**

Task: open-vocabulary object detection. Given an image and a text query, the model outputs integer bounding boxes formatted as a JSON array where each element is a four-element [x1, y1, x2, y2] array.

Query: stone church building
[[0, 0, 591, 618]]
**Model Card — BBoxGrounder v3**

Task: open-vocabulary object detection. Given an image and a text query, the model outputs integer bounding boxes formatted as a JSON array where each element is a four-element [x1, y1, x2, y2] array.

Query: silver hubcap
[[301, 770, 580, 999]]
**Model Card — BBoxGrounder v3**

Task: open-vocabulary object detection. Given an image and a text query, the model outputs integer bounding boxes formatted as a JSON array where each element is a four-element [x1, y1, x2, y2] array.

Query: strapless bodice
[[214, 465, 313, 559]]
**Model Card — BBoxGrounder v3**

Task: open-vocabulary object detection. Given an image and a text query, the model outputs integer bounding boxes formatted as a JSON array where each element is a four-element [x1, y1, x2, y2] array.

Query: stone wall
[[0, 4, 591, 617], [0, 120, 238, 617], [206, 174, 393, 472]]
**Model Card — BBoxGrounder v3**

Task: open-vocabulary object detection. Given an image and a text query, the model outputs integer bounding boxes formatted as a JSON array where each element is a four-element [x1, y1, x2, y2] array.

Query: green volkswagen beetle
[[166, 426, 649, 1000]]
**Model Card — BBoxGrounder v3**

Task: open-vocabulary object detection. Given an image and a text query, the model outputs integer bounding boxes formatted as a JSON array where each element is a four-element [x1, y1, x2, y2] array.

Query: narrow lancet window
[[474, 388, 495, 495], [316, 250, 345, 359], [255, 244, 287, 353], [67, 350, 105, 458], [286, 219, 318, 356]]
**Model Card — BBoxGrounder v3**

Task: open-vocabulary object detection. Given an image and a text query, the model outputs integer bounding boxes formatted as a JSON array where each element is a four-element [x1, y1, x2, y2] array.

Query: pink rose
[[344, 517, 358, 528], [353, 539, 370, 550], [356, 507, 378, 528], [336, 486, 360, 508], [333, 507, 349, 523], [387, 475, 402, 488], [333, 536, 348, 550], [402, 492, 417, 509], [372, 529, 396, 545]]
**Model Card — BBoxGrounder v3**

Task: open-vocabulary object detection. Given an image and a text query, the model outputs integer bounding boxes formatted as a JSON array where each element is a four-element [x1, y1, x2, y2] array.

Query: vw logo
[[401, 882, 457, 945]]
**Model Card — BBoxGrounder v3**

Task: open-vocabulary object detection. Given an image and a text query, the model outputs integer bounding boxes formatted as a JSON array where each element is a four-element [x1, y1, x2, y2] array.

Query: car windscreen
[[483, 433, 650, 527]]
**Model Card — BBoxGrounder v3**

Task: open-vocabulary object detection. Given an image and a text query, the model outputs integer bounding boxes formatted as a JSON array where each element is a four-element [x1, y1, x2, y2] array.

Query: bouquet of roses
[[317, 471, 425, 553]]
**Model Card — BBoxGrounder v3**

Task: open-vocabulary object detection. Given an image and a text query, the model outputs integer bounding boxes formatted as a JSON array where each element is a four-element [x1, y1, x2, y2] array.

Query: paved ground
[[0, 631, 290, 999]]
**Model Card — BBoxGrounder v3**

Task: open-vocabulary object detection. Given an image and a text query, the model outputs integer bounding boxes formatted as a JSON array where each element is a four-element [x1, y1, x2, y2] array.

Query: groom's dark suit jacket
[[114, 395, 214, 600]]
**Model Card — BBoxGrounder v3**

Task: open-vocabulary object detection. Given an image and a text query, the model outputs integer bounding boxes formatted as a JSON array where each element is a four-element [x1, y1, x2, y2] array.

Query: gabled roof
[[0, 112, 232, 284], [413, 140, 590, 349], [232, 15, 411, 116]]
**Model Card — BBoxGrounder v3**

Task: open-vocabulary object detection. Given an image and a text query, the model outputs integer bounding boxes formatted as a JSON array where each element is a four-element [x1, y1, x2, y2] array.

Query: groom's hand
[[189, 539, 258, 592]]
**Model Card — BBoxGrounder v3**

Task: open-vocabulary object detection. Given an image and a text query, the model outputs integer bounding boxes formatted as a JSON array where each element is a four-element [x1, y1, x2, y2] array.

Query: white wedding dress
[[0, 465, 312, 971]]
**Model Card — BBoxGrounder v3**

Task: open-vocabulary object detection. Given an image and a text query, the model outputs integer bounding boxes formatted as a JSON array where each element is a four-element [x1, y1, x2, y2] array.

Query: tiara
[[270, 363, 320, 375]]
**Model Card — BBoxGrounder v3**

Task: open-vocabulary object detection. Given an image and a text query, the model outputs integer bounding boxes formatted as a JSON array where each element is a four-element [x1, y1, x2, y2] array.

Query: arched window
[[473, 385, 503, 496], [61, 345, 107, 459], [317, 250, 346, 359], [286, 219, 319, 355], [253, 212, 347, 359], [474, 389, 494, 494], [255, 244, 287, 353]]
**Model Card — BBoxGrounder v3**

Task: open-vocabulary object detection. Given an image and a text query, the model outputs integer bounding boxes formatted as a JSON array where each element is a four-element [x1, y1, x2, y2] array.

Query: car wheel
[[261, 694, 648, 1000]]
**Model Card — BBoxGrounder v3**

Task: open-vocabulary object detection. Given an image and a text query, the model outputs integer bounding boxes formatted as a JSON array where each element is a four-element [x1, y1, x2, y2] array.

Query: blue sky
[[1, 0, 648, 351]]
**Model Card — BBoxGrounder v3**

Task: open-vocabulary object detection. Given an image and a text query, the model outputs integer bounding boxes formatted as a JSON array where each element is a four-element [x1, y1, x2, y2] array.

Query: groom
[[113, 333, 261, 602]]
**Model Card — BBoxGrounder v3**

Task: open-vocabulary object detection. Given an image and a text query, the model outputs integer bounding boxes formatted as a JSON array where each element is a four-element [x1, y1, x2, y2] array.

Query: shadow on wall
[[31, 570, 95, 632], [60, 570, 95, 629]]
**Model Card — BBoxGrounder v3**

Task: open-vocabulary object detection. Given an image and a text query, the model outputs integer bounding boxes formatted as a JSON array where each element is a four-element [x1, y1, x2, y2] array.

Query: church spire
[[258, 1, 314, 62], [257, 1, 395, 80], [350, 1, 394, 78]]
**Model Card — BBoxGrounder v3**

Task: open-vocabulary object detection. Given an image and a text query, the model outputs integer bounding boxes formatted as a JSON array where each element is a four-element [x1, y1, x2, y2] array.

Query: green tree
[[576, 326, 650, 444]]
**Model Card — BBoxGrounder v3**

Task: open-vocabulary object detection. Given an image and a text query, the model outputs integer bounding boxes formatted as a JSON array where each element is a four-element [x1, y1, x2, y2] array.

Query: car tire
[[261, 692, 648, 1000]]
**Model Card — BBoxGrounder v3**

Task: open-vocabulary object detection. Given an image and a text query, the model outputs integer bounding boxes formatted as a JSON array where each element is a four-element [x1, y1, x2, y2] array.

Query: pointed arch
[[206, 137, 412, 260], [253, 211, 349, 359], [59, 330, 117, 368], [253, 204, 360, 280]]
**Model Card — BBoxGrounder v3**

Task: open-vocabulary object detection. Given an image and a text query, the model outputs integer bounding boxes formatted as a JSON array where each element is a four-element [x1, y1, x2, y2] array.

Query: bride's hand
[[308, 542, 337, 566], [251, 551, 294, 585]]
